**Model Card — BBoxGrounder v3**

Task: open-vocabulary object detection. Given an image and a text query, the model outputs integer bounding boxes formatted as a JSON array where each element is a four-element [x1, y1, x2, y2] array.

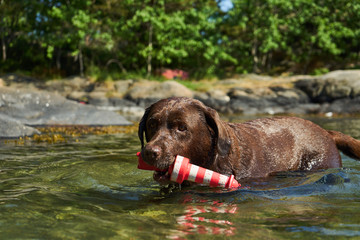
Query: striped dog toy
[[137, 152, 240, 188]]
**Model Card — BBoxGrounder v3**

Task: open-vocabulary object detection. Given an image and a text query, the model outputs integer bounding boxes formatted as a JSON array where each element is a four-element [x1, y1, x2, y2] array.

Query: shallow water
[[0, 116, 360, 239]]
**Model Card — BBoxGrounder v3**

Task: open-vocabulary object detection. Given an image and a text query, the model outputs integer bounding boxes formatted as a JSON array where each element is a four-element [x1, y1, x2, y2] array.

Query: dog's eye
[[178, 125, 187, 132], [149, 122, 156, 129], [148, 120, 157, 130]]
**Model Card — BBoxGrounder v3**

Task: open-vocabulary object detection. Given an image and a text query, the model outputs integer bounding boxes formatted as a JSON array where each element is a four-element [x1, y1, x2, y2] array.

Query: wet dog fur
[[138, 97, 360, 184]]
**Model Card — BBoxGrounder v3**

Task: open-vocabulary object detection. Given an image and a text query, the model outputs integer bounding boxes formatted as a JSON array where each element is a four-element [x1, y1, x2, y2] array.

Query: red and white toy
[[137, 152, 240, 189]]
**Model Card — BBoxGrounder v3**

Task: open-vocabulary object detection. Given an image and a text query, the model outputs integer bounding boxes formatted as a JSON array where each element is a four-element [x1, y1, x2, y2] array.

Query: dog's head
[[138, 97, 231, 184]]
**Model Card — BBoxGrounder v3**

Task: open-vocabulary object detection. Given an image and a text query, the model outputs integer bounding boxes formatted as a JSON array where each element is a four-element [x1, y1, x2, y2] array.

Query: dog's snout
[[144, 145, 161, 162]]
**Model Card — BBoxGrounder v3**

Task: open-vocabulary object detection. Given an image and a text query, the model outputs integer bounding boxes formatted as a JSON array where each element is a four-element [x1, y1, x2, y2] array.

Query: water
[[0, 116, 360, 239]]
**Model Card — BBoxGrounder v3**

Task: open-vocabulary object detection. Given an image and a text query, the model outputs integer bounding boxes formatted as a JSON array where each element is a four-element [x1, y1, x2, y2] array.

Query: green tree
[[120, 0, 236, 77], [32, 0, 99, 76], [1, 0, 360, 78], [225, 0, 360, 74], [0, 0, 33, 63]]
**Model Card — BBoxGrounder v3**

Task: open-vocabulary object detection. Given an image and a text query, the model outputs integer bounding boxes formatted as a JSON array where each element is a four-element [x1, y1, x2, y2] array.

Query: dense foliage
[[1, 0, 360, 79]]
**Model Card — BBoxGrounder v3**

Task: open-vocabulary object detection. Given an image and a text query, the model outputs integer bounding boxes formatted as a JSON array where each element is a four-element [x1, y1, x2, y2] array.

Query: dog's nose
[[144, 145, 161, 161]]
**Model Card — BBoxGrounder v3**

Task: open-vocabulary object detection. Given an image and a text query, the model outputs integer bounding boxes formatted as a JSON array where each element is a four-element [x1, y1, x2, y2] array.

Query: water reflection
[[169, 197, 237, 239], [163, 166, 360, 239]]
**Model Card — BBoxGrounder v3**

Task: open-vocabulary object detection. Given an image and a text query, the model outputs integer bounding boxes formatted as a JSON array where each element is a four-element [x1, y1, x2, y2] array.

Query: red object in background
[[137, 152, 240, 189], [162, 69, 189, 80]]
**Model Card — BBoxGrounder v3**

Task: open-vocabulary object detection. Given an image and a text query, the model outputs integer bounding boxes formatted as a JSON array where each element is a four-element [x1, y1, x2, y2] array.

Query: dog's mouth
[[137, 152, 175, 185], [153, 169, 171, 185], [152, 157, 176, 185]]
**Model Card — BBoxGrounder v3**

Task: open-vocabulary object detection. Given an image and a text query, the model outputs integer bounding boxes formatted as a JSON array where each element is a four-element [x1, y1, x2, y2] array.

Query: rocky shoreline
[[1, 70, 360, 138]]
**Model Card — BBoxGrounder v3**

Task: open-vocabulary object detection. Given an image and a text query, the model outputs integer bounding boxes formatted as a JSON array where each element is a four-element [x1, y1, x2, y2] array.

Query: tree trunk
[[1, 34, 5, 61], [0, 10, 6, 61], [79, 46, 84, 77], [147, 22, 153, 78], [56, 48, 61, 70], [251, 38, 259, 73]]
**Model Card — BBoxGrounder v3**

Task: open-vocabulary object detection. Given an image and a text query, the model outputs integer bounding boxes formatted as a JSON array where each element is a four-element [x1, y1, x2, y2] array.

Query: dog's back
[[225, 117, 342, 179]]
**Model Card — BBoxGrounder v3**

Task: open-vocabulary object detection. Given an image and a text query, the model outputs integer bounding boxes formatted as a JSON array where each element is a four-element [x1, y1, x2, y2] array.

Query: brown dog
[[138, 97, 360, 184]]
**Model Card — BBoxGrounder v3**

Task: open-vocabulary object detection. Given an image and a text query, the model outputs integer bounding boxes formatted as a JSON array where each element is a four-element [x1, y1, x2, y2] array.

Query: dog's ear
[[138, 98, 174, 149], [138, 106, 152, 149], [196, 101, 231, 156]]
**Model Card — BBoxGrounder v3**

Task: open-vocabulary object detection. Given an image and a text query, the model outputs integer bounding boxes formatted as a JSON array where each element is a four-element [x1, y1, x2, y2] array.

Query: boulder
[[0, 115, 40, 138], [114, 80, 134, 96], [0, 87, 132, 127], [194, 90, 230, 113], [270, 87, 309, 106], [226, 86, 309, 114], [66, 91, 89, 103], [295, 70, 360, 102], [125, 80, 193, 107], [0, 73, 41, 89], [87, 91, 109, 106], [324, 97, 360, 114], [43, 76, 94, 95]]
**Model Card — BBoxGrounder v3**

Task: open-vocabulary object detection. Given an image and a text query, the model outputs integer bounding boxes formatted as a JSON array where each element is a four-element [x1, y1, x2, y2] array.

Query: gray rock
[[222, 86, 312, 115], [0, 73, 40, 85], [114, 80, 133, 95], [43, 76, 94, 94], [66, 91, 88, 102], [0, 87, 132, 127], [270, 87, 309, 106], [194, 90, 231, 113], [295, 78, 324, 101], [125, 80, 194, 108], [320, 70, 360, 81], [324, 97, 360, 114], [3, 70, 360, 119], [87, 91, 109, 106], [207, 89, 230, 102], [288, 103, 322, 115], [295, 70, 360, 102], [88, 91, 138, 111], [0, 73, 42, 90], [240, 74, 274, 81], [109, 97, 137, 108], [215, 79, 241, 86], [0, 115, 40, 138], [126, 81, 193, 99]]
